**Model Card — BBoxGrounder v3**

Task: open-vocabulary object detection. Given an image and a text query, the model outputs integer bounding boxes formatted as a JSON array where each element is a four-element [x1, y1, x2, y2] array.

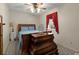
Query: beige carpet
[[4, 41, 20, 55], [4, 41, 79, 55]]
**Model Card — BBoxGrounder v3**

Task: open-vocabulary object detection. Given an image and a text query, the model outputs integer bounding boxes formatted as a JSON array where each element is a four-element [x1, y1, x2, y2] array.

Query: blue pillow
[[29, 26, 34, 30], [21, 27, 29, 31]]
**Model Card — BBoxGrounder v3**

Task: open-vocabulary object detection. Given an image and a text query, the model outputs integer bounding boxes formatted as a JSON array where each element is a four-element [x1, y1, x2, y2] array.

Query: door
[[0, 16, 3, 55]]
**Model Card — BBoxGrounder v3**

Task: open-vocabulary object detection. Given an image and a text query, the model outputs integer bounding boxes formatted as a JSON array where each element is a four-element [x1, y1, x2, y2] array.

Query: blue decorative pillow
[[21, 27, 29, 31], [29, 26, 34, 30]]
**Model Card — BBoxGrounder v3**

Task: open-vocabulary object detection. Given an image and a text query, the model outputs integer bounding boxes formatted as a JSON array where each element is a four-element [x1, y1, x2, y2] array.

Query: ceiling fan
[[24, 3, 46, 13]]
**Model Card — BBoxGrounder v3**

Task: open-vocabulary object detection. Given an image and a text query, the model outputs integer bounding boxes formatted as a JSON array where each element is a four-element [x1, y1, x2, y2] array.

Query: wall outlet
[[70, 42, 72, 44]]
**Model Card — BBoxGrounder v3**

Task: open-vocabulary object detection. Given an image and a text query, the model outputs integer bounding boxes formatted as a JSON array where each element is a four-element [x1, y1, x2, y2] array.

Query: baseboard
[[57, 43, 79, 53]]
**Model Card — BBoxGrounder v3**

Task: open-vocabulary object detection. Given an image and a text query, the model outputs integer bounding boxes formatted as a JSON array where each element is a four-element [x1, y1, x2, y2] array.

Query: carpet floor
[[4, 41, 79, 55]]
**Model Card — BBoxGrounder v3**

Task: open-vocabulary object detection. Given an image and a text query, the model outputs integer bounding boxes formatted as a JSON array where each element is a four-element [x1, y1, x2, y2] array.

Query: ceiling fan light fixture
[[30, 6, 35, 13], [28, 3, 45, 13], [37, 8, 40, 13], [30, 8, 34, 13], [31, 8, 40, 13]]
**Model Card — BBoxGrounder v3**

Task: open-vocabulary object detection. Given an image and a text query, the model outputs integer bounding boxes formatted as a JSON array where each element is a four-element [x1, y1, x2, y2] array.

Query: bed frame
[[17, 24, 36, 54]]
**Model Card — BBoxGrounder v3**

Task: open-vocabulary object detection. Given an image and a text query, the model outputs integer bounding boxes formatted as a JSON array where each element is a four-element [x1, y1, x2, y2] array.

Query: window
[[48, 19, 55, 30]]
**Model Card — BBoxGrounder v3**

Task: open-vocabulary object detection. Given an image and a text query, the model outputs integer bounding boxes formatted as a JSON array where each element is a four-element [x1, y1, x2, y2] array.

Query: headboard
[[18, 24, 36, 32]]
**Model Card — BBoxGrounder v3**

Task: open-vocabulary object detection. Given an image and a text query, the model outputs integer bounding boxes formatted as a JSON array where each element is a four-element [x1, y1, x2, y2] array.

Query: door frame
[[0, 15, 3, 55]]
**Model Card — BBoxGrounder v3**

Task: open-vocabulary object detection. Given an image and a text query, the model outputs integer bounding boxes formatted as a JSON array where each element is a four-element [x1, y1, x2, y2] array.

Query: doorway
[[0, 15, 3, 55]]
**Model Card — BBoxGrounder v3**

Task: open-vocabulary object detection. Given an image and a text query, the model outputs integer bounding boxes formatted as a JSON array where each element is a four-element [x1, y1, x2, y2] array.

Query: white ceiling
[[7, 3, 64, 15]]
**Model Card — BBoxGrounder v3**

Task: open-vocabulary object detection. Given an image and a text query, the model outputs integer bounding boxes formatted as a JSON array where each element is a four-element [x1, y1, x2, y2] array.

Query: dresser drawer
[[32, 34, 54, 42]]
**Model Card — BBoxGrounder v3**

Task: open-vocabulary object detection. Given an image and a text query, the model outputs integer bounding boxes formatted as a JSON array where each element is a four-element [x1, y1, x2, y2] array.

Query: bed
[[18, 24, 37, 53], [17, 24, 52, 54]]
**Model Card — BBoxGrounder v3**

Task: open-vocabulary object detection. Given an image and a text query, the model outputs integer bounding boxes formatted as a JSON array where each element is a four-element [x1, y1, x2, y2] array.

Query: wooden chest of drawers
[[30, 33, 58, 55]]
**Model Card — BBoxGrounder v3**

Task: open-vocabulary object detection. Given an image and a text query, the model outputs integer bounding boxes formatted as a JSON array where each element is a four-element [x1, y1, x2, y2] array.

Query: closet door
[[0, 16, 3, 55]]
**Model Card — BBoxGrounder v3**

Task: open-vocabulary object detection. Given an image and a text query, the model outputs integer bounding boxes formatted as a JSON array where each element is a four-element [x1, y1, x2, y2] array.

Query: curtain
[[46, 12, 59, 34], [46, 15, 49, 28]]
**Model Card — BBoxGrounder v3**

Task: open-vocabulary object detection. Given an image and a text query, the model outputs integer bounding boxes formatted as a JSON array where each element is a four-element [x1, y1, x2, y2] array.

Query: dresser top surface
[[31, 33, 53, 38]]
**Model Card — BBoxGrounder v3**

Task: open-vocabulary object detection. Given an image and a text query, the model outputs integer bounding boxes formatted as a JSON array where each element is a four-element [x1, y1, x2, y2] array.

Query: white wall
[[0, 4, 10, 54], [9, 10, 41, 38], [40, 4, 79, 51]]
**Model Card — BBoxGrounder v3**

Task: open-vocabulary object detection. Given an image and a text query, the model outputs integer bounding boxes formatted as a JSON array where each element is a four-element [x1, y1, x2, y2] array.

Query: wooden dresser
[[30, 33, 58, 55]]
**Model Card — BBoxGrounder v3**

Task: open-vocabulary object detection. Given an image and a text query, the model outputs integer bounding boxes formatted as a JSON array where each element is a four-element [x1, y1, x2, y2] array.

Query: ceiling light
[[37, 8, 40, 13], [30, 7, 34, 13], [25, 3, 46, 13]]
